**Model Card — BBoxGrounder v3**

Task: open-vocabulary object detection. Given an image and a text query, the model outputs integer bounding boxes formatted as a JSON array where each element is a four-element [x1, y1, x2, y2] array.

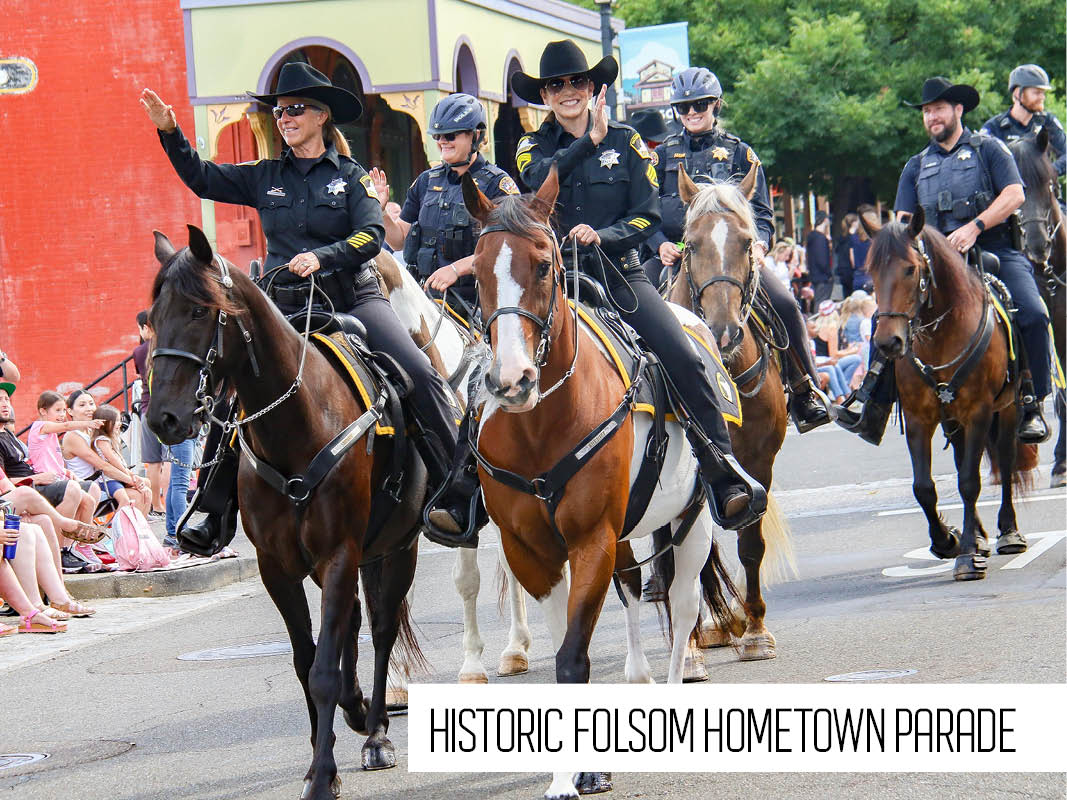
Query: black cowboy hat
[[511, 39, 619, 106], [629, 109, 668, 142], [248, 62, 363, 124], [904, 76, 980, 114]]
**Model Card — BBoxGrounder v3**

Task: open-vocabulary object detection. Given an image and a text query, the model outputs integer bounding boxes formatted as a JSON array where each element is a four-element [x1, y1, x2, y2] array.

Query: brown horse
[[461, 169, 740, 799], [667, 165, 794, 661], [1008, 128, 1066, 484], [861, 208, 1025, 580], [147, 226, 424, 799]]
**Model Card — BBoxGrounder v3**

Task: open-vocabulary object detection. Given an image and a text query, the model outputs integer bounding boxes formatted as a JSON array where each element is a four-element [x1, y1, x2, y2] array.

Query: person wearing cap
[[649, 67, 833, 434], [981, 64, 1065, 177], [371, 93, 519, 318], [140, 63, 471, 550], [837, 77, 1051, 445], [629, 109, 669, 153], [493, 39, 766, 535]]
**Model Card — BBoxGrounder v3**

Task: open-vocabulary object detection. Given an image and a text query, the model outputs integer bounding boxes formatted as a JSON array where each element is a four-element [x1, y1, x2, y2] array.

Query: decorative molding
[[256, 36, 373, 95], [380, 90, 428, 136], [206, 102, 254, 159], [246, 110, 276, 160], [0, 57, 38, 94]]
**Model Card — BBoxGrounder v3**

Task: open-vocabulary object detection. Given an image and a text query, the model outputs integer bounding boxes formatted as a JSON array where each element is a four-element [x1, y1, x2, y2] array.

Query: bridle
[[1014, 181, 1065, 289], [681, 233, 759, 348], [872, 235, 941, 346], [478, 224, 581, 402]]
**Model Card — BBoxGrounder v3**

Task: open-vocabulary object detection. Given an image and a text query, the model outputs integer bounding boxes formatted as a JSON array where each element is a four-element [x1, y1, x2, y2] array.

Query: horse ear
[[678, 166, 699, 205], [737, 161, 758, 200], [187, 224, 214, 265], [907, 206, 925, 240], [461, 172, 496, 226], [529, 164, 560, 223], [858, 204, 882, 238], [1036, 126, 1049, 155], [153, 230, 176, 265]]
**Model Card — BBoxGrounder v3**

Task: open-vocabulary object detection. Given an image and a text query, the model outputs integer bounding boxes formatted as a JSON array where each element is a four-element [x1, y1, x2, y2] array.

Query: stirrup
[[697, 451, 767, 531], [422, 476, 482, 548], [787, 376, 835, 433]]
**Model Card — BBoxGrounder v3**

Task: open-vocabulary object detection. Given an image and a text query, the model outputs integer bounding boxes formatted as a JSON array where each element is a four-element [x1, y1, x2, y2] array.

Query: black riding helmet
[[429, 93, 486, 135], [670, 67, 722, 105]]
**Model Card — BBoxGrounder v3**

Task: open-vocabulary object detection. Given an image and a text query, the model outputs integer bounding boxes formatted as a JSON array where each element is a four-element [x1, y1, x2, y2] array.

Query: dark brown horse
[[146, 226, 424, 799], [667, 165, 794, 661], [861, 208, 1025, 580], [1008, 128, 1066, 484]]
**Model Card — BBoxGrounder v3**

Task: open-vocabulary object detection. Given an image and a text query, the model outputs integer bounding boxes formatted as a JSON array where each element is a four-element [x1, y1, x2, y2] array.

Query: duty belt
[[272, 269, 376, 310]]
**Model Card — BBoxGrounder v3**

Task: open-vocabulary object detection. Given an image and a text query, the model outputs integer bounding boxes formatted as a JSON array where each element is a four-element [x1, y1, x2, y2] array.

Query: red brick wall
[[0, 0, 200, 424]]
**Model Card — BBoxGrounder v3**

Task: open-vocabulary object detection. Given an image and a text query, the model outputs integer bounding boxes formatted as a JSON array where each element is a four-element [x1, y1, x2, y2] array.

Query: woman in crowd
[[811, 300, 863, 402], [847, 214, 873, 292], [6, 518, 95, 619]]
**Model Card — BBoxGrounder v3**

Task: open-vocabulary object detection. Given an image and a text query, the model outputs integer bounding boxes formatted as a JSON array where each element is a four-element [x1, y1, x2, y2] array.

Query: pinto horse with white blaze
[[461, 168, 741, 799], [667, 165, 796, 661]]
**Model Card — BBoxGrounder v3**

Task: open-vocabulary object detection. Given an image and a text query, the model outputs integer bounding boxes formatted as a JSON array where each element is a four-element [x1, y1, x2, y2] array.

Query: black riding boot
[[1017, 372, 1050, 444], [176, 444, 240, 557], [834, 352, 895, 445], [783, 357, 834, 433], [424, 411, 486, 548]]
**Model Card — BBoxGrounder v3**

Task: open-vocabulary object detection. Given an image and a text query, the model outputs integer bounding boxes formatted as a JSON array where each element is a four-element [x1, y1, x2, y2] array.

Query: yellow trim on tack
[[682, 326, 743, 427], [989, 294, 1015, 362], [311, 333, 395, 436]]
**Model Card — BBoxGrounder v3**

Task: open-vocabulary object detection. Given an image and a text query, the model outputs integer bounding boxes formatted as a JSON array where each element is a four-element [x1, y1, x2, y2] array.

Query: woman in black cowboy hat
[[140, 63, 469, 553], [426, 40, 766, 544]]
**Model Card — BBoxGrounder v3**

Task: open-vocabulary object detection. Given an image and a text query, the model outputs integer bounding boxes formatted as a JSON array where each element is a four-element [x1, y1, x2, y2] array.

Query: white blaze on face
[[710, 217, 728, 273], [492, 241, 532, 380]]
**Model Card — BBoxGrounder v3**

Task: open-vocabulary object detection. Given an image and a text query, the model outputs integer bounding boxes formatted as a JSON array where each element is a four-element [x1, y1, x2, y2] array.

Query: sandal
[[65, 521, 109, 545], [0, 622, 17, 638], [50, 599, 96, 618], [37, 605, 71, 621], [19, 609, 67, 634]]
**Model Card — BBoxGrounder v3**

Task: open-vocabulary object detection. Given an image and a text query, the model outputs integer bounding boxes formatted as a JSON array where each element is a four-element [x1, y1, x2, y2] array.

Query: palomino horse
[[147, 227, 424, 799], [667, 165, 795, 661], [374, 252, 534, 686], [861, 208, 1026, 580], [1008, 129, 1066, 484], [462, 169, 741, 799]]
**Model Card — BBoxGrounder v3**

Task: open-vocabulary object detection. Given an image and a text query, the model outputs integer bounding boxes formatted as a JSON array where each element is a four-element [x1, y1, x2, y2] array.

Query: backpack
[[110, 506, 171, 571]]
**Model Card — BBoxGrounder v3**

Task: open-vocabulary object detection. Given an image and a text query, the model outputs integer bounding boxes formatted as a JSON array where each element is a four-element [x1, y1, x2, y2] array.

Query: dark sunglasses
[[432, 131, 466, 142], [544, 75, 592, 94], [272, 103, 323, 119], [673, 99, 714, 115]]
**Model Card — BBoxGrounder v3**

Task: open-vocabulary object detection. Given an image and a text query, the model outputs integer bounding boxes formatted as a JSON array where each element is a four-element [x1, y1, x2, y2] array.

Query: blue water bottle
[[3, 514, 18, 560]]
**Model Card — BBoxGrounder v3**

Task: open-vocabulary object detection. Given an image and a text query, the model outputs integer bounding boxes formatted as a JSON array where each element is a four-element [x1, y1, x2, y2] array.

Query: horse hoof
[[738, 632, 777, 662], [930, 530, 961, 560], [695, 625, 732, 649], [683, 652, 709, 682], [362, 739, 397, 771], [497, 651, 530, 677], [976, 536, 991, 558], [995, 530, 1028, 555], [385, 687, 409, 711], [575, 772, 613, 794], [299, 776, 341, 800], [953, 554, 988, 581], [459, 671, 490, 684]]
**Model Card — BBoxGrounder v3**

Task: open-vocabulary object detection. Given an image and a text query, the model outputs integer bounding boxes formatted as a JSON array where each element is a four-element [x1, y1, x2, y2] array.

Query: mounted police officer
[[837, 77, 1051, 445], [422, 40, 767, 549], [981, 64, 1065, 178], [375, 93, 519, 320], [141, 63, 471, 552], [646, 67, 833, 434]]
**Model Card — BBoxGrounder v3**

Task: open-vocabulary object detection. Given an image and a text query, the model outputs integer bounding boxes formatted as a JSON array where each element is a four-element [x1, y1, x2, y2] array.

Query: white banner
[[408, 683, 1067, 772]]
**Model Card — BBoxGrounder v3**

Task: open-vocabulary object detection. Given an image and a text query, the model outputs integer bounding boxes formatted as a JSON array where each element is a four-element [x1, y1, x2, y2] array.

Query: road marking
[[882, 530, 1065, 578], [877, 493, 1066, 516]]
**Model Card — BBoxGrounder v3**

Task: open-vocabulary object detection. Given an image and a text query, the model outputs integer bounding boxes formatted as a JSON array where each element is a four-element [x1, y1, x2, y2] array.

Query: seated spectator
[[62, 392, 150, 516], [133, 311, 168, 519], [811, 301, 863, 402], [6, 519, 95, 619], [0, 513, 67, 633], [0, 384, 100, 532]]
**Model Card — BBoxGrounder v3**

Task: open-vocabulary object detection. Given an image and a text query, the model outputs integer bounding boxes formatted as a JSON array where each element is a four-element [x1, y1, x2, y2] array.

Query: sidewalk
[[64, 515, 259, 600]]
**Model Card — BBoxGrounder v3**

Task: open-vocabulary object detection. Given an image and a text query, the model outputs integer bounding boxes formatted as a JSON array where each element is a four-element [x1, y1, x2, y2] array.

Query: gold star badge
[[711, 146, 729, 161], [958, 150, 972, 161]]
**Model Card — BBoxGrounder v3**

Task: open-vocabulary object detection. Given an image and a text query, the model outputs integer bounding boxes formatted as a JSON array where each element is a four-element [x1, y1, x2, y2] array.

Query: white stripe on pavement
[[877, 493, 1066, 516]]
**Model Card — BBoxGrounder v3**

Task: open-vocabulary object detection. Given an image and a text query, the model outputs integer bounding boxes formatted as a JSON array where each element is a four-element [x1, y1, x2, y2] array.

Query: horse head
[[1009, 128, 1059, 267], [462, 167, 563, 412], [677, 163, 759, 357], [866, 206, 931, 359], [147, 225, 251, 444]]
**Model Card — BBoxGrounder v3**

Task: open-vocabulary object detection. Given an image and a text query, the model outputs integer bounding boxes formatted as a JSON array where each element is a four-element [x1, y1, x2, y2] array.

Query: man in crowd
[[806, 210, 834, 307]]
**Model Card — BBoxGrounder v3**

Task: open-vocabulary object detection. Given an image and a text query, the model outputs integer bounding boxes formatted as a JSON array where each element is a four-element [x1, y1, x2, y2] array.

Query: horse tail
[[360, 558, 430, 680], [985, 419, 1038, 495], [701, 535, 746, 639], [753, 491, 796, 588]]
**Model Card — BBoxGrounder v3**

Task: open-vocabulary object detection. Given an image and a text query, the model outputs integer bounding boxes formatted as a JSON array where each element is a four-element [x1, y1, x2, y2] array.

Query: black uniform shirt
[[158, 126, 384, 285], [895, 127, 1023, 246], [516, 117, 660, 258], [981, 109, 1066, 176], [400, 154, 518, 227], [649, 127, 775, 251]]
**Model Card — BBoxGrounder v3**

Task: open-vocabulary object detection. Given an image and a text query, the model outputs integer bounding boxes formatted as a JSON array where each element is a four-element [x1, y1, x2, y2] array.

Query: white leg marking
[[546, 772, 579, 799], [454, 546, 488, 683], [539, 566, 570, 654], [667, 508, 712, 683], [498, 534, 533, 675], [620, 575, 654, 684]]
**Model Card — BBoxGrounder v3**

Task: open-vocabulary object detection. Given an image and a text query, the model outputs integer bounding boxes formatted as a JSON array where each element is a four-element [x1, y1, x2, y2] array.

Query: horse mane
[[1010, 136, 1056, 192], [869, 221, 983, 301], [151, 248, 241, 315], [485, 194, 555, 244], [684, 180, 758, 241]]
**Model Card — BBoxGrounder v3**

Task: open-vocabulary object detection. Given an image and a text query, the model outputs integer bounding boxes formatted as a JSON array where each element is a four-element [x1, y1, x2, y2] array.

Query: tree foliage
[[605, 0, 1065, 201]]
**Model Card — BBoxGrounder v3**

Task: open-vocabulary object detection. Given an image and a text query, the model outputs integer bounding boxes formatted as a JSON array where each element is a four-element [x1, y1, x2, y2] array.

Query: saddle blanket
[[311, 332, 396, 437]]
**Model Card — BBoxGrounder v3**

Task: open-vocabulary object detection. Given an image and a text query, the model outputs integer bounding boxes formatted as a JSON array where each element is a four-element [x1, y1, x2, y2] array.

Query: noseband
[[682, 238, 759, 345], [1013, 185, 1065, 289]]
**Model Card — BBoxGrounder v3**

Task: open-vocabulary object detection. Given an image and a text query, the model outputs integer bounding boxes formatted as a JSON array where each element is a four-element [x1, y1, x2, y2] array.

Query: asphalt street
[[2, 419, 1064, 800]]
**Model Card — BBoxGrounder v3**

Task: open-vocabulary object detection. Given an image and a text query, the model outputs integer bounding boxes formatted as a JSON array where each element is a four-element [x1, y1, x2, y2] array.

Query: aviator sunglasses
[[543, 75, 592, 94], [272, 103, 324, 119], [432, 132, 463, 142], [673, 99, 715, 115]]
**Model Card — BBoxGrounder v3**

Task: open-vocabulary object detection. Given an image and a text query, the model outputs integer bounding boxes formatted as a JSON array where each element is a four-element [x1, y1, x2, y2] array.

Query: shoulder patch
[[498, 174, 520, 196], [646, 161, 659, 189], [516, 136, 536, 155], [629, 132, 651, 160], [359, 174, 379, 200], [516, 151, 533, 174], [1049, 114, 1064, 130], [649, 150, 658, 167]]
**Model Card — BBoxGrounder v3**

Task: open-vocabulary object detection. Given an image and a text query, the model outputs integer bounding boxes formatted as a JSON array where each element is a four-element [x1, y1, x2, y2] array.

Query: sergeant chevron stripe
[[347, 231, 373, 249], [627, 217, 651, 230]]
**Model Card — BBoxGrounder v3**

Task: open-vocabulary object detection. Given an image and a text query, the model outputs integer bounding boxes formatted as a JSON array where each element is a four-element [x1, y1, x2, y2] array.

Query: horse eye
[[905, 265, 916, 276], [191, 306, 208, 319], [537, 261, 551, 279]]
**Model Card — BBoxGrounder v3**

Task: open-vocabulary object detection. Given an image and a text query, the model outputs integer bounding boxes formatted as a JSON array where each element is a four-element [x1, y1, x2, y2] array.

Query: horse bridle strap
[[682, 243, 759, 326]]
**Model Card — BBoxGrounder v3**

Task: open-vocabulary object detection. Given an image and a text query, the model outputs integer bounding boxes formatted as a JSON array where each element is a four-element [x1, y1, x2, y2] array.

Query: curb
[[64, 554, 260, 600]]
